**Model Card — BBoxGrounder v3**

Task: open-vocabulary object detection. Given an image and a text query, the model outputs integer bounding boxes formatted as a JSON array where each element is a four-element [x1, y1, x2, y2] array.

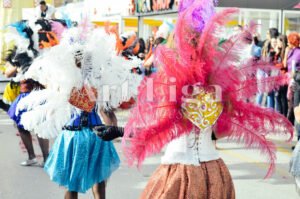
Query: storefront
[[135, 0, 300, 40], [135, 0, 178, 38], [283, 10, 300, 34]]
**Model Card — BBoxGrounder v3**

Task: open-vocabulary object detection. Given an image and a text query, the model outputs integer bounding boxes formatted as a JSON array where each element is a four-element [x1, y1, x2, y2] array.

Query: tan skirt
[[140, 159, 235, 199]]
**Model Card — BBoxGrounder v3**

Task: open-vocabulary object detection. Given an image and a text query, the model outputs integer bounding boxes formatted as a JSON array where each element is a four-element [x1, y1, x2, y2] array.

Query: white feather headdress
[[17, 26, 142, 138]]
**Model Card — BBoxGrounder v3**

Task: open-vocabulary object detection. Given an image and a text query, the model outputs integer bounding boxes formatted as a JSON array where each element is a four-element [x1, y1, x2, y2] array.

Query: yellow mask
[[181, 85, 223, 130]]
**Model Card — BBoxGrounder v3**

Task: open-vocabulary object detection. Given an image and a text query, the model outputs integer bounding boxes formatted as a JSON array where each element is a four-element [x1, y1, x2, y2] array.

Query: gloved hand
[[130, 67, 143, 75], [95, 126, 124, 141]]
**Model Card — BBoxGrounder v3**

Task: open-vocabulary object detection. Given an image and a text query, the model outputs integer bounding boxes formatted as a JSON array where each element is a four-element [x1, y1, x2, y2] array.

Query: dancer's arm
[[95, 126, 124, 141], [4, 65, 17, 78]]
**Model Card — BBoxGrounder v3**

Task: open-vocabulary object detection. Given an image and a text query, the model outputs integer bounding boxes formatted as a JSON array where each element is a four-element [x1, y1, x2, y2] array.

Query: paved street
[[0, 110, 299, 199]]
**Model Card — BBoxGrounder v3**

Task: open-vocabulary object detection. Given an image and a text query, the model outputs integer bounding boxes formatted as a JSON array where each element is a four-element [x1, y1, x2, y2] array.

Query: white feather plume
[[83, 29, 142, 108], [17, 26, 142, 139]]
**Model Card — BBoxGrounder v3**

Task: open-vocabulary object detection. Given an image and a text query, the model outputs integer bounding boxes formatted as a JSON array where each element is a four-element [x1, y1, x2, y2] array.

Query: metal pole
[[280, 9, 284, 34]]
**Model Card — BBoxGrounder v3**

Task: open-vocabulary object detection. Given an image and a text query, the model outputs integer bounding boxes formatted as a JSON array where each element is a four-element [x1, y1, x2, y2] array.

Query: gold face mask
[[181, 85, 223, 130]]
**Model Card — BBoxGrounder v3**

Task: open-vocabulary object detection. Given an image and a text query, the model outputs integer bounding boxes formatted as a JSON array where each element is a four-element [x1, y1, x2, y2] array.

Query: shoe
[[20, 158, 38, 166], [39, 162, 45, 168]]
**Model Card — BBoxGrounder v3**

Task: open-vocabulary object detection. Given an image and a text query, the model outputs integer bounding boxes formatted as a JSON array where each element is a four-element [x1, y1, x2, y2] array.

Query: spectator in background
[[146, 36, 154, 54], [35, 1, 56, 20], [274, 35, 289, 116], [252, 35, 262, 60], [260, 28, 279, 109], [143, 37, 166, 75], [287, 33, 300, 72], [262, 28, 279, 57], [283, 36, 294, 125], [264, 37, 278, 109], [287, 33, 300, 144], [253, 35, 266, 106], [137, 38, 146, 60]]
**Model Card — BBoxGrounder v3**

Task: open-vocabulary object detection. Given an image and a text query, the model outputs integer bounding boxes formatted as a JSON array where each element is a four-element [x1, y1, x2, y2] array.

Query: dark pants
[[294, 84, 300, 138], [0, 100, 10, 112], [288, 98, 295, 125], [294, 85, 300, 108], [276, 85, 288, 117], [267, 91, 275, 108]]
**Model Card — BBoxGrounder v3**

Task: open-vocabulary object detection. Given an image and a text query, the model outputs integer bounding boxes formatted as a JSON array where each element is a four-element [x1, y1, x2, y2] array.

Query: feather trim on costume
[[122, 1, 294, 179], [123, 46, 195, 166], [17, 90, 80, 138], [18, 26, 142, 139], [215, 101, 293, 178], [50, 21, 66, 40]]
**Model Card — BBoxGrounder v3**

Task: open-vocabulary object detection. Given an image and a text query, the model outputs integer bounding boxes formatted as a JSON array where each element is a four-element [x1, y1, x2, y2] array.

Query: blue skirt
[[44, 128, 120, 193], [7, 93, 29, 129]]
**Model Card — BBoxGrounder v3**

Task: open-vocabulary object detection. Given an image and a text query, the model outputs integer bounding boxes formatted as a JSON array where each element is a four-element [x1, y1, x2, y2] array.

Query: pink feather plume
[[50, 21, 66, 40], [123, 46, 194, 166], [123, 0, 294, 179], [215, 100, 293, 178]]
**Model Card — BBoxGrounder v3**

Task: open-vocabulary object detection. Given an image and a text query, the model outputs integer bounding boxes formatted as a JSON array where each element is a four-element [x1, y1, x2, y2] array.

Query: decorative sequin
[[181, 85, 223, 130]]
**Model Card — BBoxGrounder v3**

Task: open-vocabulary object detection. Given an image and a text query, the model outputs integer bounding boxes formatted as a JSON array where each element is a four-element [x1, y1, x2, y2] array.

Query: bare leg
[[92, 181, 106, 199], [100, 108, 117, 126], [96, 109, 114, 198], [64, 191, 78, 199], [18, 128, 35, 160], [37, 137, 49, 162]]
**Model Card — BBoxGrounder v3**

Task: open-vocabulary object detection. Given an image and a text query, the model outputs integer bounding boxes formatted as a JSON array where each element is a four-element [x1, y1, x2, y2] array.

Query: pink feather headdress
[[50, 21, 66, 40], [123, 0, 293, 178]]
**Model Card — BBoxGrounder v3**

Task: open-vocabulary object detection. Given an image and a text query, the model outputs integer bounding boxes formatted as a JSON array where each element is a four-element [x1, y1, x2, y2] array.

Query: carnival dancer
[[0, 81, 20, 112], [16, 24, 141, 198], [98, 0, 294, 198], [3, 18, 68, 166], [0, 50, 20, 112], [4, 47, 49, 166]]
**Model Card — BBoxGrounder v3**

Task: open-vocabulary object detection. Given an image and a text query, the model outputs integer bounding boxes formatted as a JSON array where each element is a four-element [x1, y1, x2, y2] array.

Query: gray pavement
[[0, 110, 299, 199]]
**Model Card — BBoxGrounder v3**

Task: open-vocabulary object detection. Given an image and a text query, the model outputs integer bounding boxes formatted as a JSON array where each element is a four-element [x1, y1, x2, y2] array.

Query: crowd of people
[[114, 24, 171, 77], [252, 28, 300, 147], [1, 0, 300, 199], [251, 28, 300, 194]]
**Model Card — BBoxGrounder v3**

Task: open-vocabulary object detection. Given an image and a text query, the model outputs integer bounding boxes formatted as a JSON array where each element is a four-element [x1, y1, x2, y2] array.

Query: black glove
[[10, 80, 20, 89], [95, 126, 124, 141], [130, 67, 143, 75]]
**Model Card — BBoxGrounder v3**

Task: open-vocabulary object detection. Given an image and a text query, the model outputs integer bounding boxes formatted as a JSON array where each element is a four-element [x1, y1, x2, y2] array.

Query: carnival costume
[[4, 18, 67, 125], [16, 22, 141, 193], [121, 0, 293, 198]]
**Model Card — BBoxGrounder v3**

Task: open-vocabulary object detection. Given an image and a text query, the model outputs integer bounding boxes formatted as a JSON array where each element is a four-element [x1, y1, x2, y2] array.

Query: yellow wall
[[1, 0, 34, 24]]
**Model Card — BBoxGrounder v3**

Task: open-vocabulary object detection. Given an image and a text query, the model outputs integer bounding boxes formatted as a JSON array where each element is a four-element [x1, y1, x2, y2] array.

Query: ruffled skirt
[[44, 128, 120, 193], [140, 159, 235, 199], [7, 93, 29, 128]]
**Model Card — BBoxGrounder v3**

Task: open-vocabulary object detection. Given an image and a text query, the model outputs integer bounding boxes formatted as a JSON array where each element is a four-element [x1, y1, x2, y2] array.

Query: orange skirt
[[140, 159, 235, 199]]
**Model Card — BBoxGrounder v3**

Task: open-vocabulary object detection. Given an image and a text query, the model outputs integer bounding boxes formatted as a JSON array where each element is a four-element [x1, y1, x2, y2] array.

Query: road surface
[[0, 110, 299, 199]]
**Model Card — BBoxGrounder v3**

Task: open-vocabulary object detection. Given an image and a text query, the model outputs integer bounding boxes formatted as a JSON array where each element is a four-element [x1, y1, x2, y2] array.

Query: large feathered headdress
[[123, 0, 293, 178], [17, 21, 142, 138]]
